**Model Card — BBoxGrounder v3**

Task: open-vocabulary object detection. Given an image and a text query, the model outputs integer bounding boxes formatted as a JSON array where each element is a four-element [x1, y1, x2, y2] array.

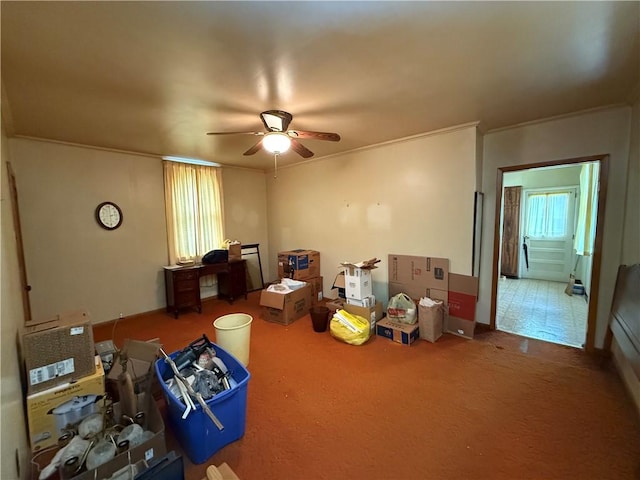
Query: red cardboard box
[[446, 273, 479, 339]]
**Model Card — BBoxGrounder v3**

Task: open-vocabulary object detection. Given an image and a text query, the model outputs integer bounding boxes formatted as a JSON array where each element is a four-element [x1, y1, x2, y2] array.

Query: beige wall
[[10, 139, 168, 323], [265, 125, 478, 303], [9, 139, 269, 323], [480, 106, 633, 348], [221, 167, 270, 289], [1, 122, 30, 478]]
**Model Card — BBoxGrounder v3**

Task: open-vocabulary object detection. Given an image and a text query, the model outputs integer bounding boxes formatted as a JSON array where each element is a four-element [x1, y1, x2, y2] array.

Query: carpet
[[94, 292, 640, 480]]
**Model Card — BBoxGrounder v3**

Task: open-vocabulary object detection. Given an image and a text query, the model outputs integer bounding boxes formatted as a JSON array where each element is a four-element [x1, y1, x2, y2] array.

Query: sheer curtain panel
[[574, 162, 599, 256], [163, 161, 225, 265]]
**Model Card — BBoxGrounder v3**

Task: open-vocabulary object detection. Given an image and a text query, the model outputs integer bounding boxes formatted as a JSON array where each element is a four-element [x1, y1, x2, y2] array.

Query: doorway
[[490, 155, 609, 353], [520, 186, 577, 282]]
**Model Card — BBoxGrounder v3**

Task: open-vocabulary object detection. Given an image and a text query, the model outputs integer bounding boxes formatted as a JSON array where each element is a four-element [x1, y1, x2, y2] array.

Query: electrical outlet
[[119, 312, 124, 319]]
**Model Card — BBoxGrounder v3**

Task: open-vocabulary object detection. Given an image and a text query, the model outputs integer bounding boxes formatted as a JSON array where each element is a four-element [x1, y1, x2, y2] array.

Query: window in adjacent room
[[525, 191, 570, 238], [163, 159, 225, 265]]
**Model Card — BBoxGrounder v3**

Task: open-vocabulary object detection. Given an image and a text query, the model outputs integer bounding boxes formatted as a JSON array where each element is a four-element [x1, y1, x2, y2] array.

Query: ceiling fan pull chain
[[274, 153, 278, 179]]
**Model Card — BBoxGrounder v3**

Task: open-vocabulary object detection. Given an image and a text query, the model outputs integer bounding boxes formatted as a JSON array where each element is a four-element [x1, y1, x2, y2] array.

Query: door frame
[[489, 154, 609, 353], [6, 161, 32, 323]]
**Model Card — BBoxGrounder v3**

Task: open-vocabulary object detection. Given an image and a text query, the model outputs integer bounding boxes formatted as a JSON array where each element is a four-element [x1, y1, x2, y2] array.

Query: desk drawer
[[173, 270, 198, 282], [175, 291, 199, 307], [176, 280, 199, 293]]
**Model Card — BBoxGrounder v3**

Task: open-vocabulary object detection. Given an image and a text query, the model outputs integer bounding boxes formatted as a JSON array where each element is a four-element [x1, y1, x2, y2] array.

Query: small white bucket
[[213, 313, 253, 366]]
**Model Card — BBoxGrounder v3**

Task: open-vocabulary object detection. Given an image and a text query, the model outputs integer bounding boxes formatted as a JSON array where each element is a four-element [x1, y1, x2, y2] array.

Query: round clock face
[[95, 202, 123, 230]]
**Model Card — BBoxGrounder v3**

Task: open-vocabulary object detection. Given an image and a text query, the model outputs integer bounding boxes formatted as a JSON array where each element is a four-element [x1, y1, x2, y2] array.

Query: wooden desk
[[164, 260, 247, 318]]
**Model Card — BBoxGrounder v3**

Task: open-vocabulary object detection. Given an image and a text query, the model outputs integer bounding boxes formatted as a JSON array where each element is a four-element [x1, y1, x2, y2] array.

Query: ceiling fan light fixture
[[263, 132, 291, 154]]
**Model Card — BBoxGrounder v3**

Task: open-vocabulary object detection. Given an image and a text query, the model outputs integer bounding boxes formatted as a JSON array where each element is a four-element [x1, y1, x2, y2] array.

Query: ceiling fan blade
[[260, 110, 293, 132], [290, 139, 314, 158], [206, 131, 264, 136], [288, 130, 340, 142], [243, 140, 264, 156]]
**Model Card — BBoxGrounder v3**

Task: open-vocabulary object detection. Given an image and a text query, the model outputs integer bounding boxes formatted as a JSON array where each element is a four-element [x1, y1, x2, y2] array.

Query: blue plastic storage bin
[[154, 342, 250, 464]]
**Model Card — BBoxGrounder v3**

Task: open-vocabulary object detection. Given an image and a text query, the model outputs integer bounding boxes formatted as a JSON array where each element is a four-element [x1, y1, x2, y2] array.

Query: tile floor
[[496, 277, 588, 348]]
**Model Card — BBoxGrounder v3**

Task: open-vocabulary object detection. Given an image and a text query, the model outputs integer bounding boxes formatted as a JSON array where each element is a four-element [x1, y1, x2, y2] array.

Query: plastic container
[[213, 313, 253, 366], [154, 342, 250, 464], [309, 306, 330, 332]]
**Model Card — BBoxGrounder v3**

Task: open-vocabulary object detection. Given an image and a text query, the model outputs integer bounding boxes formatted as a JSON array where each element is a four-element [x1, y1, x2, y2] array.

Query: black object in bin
[[134, 451, 184, 479]]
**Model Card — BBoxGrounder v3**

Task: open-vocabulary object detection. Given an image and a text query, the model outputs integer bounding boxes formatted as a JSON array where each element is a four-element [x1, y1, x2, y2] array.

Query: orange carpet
[[93, 292, 640, 480]]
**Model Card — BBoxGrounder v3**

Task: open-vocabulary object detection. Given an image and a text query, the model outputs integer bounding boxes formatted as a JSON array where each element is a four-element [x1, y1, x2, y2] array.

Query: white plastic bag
[[387, 293, 417, 324]]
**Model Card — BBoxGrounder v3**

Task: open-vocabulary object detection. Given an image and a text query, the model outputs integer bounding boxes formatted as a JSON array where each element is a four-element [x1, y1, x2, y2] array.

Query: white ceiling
[[1, 1, 638, 171]]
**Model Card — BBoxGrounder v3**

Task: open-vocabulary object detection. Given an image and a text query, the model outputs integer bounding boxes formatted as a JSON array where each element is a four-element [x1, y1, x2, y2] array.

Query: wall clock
[[95, 201, 123, 230]]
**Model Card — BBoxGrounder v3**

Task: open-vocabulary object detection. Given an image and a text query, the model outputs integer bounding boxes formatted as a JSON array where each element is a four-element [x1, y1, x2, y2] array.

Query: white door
[[520, 187, 577, 282]]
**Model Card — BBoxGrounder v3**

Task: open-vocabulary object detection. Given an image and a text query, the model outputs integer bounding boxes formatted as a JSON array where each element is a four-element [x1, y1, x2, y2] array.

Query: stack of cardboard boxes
[[258, 250, 479, 343], [387, 253, 479, 341], [259, 249, 322, 325], [23, 311, 168, 479], [23, 311, 104, 453], [330, 259, 384, 333]]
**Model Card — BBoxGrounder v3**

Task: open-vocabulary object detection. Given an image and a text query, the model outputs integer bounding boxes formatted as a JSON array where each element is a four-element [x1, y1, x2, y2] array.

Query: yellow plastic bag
[[330, 309, 370, 346]]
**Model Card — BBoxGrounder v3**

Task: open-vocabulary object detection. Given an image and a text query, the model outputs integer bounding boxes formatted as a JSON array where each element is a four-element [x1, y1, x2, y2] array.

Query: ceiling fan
[[206, 110, 341, 159]]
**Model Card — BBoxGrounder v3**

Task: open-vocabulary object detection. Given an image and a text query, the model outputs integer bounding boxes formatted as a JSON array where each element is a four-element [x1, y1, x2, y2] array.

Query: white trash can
[[213, 313, 253, 366]]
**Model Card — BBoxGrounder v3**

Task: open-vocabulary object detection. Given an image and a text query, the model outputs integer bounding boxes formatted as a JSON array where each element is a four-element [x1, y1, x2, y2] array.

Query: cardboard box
[[277, 249, 320, 280], [325, 297, 345, 312], [388, 281, 448, 305], [343, 267, 372, 300], [106, 339, 162, 402], [343, 301, 384, 333], [23, 310, 96, 395], [446, 273, 479, 339], [306, 276, 324, 305], [74, 393, 166, 480], [388, 254, 449, 292], [387, 254, 478, 340], [346, 295, 375, 308], [332, 271, 346, 299], [228, 242, 242, 261], [27, 355, 105, 451], [418, 301, 444, 343], [340, 260, 379, 300], [260, 283, 312, 325], [376, 318, 419, 345]]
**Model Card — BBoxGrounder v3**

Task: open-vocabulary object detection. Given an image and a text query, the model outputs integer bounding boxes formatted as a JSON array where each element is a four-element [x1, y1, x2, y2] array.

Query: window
[[163, 160, 225, 264], [526, 192, 569, 238]]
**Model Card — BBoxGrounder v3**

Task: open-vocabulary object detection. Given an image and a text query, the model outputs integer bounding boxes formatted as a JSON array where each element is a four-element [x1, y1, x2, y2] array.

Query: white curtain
[[574, 163, 599, 256], [526, 192, 569, 238], [163, 161, 225, 265]]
